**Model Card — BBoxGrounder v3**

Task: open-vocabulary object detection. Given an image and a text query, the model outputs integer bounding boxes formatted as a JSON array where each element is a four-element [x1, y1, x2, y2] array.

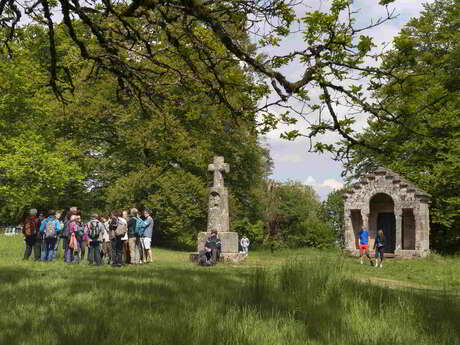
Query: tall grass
[[233, 256, 460, 345], [0, 237, 459, 345]]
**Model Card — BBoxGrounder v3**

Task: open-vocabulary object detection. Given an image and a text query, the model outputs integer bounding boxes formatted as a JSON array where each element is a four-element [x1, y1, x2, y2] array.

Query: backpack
[[62, 220, 70, 237], [45, 220, 57, 238], [115, 218, 127, 237], [76, 224, 85, 238], [23, 218, 37, 237], [109, 217, 118, 231], [88, 220, 101, 240], [134, 217, 145, 237]]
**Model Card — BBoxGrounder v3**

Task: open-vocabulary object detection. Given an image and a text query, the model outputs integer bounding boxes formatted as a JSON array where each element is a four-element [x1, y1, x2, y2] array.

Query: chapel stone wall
[[344, 168, 431, 257]]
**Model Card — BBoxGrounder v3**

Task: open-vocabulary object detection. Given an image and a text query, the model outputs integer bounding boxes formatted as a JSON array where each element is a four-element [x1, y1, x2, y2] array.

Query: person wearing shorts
[[374, 229, 385, 268], [142, 209, 154, 263], [359, 227, 374, 266]]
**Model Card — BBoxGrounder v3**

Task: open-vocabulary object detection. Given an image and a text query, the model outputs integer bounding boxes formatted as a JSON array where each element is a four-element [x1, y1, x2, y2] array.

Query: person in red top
[[22, 208, 41, 260]]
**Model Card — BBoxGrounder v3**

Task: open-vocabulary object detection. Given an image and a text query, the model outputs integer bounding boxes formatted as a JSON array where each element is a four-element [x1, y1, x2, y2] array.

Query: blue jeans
[[53, 237, 61, 259], [77, 239, 85, 261], [45, 237, 57, 261], [61, 237, 69, 262], [66, 246, 74, 263], [89, 241, 102, 265], [40, 237, 47, 261]]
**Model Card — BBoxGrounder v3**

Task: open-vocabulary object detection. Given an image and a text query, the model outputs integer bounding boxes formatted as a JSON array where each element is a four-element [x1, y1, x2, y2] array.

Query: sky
[[262, 0, 434, 200]]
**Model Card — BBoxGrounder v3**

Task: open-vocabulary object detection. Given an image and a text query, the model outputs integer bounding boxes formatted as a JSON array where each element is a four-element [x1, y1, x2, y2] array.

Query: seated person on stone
[[200, 230, 221, 265]]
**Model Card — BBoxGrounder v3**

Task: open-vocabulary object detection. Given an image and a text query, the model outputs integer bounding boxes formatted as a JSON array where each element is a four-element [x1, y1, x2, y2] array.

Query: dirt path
[[354, 276, 439, 290]]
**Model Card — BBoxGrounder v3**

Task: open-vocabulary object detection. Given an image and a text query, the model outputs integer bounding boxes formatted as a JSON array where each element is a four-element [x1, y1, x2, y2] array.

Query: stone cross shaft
[[208, 156, 230, 188]]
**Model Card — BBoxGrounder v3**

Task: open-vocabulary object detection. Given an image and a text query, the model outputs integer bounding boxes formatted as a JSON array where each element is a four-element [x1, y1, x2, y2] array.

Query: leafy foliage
[[0, 22, 271, 249], [0, 39, 87, 220], [0, 0, 406, 149], [341, 0, 460, 253], [244, 181, 335, 249], [321, 188, 345, 246]]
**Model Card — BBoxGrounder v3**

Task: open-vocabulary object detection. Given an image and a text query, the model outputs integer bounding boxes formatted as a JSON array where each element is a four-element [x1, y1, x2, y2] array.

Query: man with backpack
[[22, 208, 40, 260], [39, 210, 61, 262], [109, 210, 127, 267], [127, 208, 145, 265], [87, 214, 103, 266]]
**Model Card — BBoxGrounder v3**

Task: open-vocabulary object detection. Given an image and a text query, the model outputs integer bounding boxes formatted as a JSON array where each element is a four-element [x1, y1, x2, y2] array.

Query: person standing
[[87, 214, 103, 266], [127, 208, 141, 265], [53, 211, 64, 260], [374, 229, 385, 268], [61, 207, 78, 263], [38, 212, 46, 261], [142, 209, 154, 263], [22, 209, 40, 260], [66, 215, 79, 263], [39, 210, 61, 262], [240, 235, 250, 254], [122, 210, 130, 264], [359, 227, 374, 266], [75, 215, 86, 263], [101, 215, 112, 265], [110, 210, 127, 267]]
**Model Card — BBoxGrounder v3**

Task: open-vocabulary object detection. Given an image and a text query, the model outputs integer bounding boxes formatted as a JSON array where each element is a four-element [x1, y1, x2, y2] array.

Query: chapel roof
[[346, 167, 431, 199]]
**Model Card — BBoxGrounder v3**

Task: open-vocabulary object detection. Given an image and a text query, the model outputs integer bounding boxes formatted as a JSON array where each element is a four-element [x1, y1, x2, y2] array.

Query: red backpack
[[23, 217, 37, 237]]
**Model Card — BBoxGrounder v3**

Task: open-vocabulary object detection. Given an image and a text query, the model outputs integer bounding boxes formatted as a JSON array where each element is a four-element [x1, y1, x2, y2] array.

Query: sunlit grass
[[0, 236, 459, 345]]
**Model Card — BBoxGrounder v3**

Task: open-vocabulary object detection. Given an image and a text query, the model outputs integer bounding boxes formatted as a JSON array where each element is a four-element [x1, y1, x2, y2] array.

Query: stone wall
[[403, 209, 416, 250]]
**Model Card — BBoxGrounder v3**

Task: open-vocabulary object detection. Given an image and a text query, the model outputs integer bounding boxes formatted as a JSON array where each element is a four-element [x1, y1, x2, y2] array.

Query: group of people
[[22, 207, 154, 266], [358, 227, 385, 268]]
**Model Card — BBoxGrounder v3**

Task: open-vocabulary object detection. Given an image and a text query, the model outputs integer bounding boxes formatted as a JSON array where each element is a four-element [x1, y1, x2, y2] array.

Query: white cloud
[[302, 176, 344, 200], [322, 179, 344, 191], [304, 176, 343, 190], [304, 176, 317, 185]]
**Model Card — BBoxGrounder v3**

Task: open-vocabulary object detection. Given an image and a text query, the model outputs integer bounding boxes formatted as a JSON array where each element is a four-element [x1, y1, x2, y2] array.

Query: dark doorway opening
[[377, 213, 396, 253]]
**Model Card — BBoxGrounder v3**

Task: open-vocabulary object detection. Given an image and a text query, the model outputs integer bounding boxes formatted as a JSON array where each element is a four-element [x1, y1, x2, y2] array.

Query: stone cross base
[[197, 232, 239, 253], [190, 231, 246, 263]]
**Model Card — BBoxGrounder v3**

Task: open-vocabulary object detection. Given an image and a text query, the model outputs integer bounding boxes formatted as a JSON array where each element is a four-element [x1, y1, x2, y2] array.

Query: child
[[374, 229, 385, 268], [359, 227, 374, 266]]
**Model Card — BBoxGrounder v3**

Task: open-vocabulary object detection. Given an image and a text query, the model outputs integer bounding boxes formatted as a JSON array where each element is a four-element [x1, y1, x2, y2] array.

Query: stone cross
[[208, 156, 229, 188]]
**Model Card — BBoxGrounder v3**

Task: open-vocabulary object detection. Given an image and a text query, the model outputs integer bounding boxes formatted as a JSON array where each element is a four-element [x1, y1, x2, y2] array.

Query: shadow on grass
[[0, 259, 459, 345], [0, 264, 253, 345]]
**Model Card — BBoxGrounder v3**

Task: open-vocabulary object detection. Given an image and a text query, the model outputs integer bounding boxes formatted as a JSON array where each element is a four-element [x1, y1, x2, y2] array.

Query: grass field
[[0, 236, 459, 345]]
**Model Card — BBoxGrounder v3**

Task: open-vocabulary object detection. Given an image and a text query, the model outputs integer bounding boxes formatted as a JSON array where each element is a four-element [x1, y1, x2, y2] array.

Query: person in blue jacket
[[40, 210, 61, 262]]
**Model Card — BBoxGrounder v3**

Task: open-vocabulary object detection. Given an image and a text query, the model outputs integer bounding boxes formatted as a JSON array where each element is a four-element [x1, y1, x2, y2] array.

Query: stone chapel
[[344, 168, 431, 257]]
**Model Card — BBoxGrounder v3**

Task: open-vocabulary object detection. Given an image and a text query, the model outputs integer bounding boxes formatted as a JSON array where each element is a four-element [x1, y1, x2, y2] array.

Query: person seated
[[199, 230, 221, 266]]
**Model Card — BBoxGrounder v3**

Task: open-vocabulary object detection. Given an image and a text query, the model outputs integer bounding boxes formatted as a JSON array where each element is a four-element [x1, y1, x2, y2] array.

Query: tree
[[0, 35, 88, 221], [0, 22, 271, 247], [321, 188, 345, 246], [247, 180, 334, 248], [340, 0, 460, 253], [0, 0, 404, 148]]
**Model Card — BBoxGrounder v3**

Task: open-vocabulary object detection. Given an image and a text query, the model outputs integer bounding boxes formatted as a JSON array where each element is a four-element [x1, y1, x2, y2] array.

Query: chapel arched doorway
[[370, 193, 396, 253]]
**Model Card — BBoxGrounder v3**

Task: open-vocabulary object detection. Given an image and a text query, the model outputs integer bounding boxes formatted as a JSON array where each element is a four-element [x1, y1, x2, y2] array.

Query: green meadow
[[0, 236, 459, 345]]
